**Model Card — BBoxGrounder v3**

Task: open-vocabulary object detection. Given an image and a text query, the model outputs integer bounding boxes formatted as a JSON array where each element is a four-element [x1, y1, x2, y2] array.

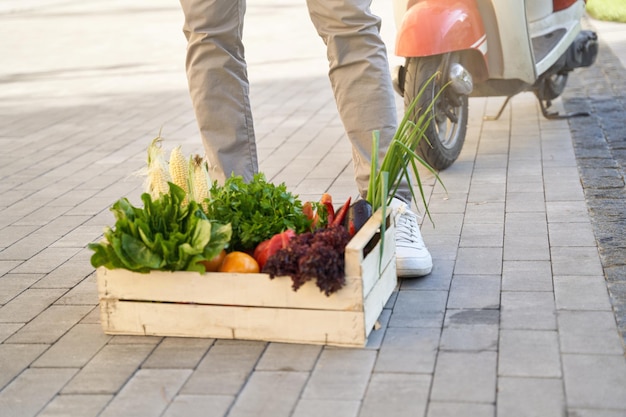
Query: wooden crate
[[97, 209, 396, 347]]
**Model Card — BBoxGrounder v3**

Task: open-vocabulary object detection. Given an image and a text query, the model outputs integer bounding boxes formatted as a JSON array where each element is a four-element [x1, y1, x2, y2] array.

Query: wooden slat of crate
[[97, 209, 397, 347], [100, 301, 366, 346], [99, 269, 364, 311]]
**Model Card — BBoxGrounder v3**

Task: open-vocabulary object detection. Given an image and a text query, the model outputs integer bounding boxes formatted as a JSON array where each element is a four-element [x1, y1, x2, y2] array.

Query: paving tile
[[506, 175, 543, 194], [228, 371, 309, 417], [546, 201, 590, 224], [562, 354, 626, 410], [426, 402, 494, 417], [497, 377, 565, 417], [301, 348, 376, 400], [0, 343, 49, 390], [420, 213, 464, 238], [163, 394, 234, 417], [400, 259, 454, 291], [554, 275, 612, 310], [62, 344, 155, 394], [359, 373, 431, 417], [454, 247, 502, 275], [0, 368, 77, 417], [374, 327, 439, 373], [109, 335, 163, 345], [427, 192, 468, 214], [291, 399, 360, 417], [389, 290, 447, 328], [10, 247, 82, 274], [0, 273, 43, 304], [31, 249, 94, 289], [0, 288, 66, 323], [99, 369, 191, 417], [467, 182, 506, 203], [430, 351, 497, 403], [498, 330, 561, 377], [141, 337, 214, 369], [551, 247, 604, 276], [505, 192, 546, 212], [255, 342, 321, 372], [463, 201, 505, 224], [53, 274, 98, 305], [32, 323, 111, 368], [502, 260, 553, 291], [446, 275, 500, 309], [459, 222, 504, 247], [0, 260, 22, 277], [558, 311, 624, 354], [6, 304, 93, 344], [548, 221, 596, 247], [78, 306, 101, 324], [503, 233, 551, 261], [0, 225, 38, 248], [37, 394, 113, 417], [566, 409, 626, 417], [424, 234, 460, 261], [181, 340, 266, 396], [0, 322, 22, 343], [440, 310, 498, 351], [501, 291, 556, 330]]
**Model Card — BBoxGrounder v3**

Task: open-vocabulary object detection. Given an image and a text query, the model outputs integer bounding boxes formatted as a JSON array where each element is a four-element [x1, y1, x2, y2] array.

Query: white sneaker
[[390, 198, 433, 277]]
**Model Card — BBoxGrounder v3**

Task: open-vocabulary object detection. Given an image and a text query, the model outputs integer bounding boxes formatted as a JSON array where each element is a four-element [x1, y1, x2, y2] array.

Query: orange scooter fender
[[396, 0, 488, 61]]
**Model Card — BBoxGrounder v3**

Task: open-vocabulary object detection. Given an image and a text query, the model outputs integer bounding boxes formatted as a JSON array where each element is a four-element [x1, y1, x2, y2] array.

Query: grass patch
[[587, 0, 626, 23]]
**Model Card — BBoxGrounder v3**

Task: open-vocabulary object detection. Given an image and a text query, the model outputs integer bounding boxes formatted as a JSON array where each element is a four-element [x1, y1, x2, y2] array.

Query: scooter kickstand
[[484, 96, 512, 121], [538, 99, 590, 120]]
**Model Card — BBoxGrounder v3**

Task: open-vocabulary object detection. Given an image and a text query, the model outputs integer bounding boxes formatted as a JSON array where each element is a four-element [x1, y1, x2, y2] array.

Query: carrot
[[320, 193, 335, 224], [331, 197, 351, 227]]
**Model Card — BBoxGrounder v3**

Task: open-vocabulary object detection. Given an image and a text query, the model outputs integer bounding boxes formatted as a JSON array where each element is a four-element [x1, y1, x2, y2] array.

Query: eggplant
[[343, 199, 372, 235]]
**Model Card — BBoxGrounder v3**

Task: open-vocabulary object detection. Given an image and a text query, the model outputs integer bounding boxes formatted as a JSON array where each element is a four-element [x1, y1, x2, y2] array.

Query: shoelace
[[394, 204, 425, 247]]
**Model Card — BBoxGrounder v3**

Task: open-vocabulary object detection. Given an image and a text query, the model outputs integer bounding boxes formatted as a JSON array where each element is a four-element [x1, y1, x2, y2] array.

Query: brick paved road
[[1, 2, 625, 416]]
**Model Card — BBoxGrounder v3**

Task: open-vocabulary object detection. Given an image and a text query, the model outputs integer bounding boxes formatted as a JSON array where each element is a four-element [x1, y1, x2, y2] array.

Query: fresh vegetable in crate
[[205, 173, 326, 252], [263, 225, 352, 296], [88, 183, 231, 273]]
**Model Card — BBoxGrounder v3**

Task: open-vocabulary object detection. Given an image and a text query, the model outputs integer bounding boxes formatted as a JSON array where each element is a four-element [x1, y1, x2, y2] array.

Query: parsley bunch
[[205, 173, 313, 252]]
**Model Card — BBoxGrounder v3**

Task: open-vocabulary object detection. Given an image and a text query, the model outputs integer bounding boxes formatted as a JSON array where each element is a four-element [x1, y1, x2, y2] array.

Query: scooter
[[391, 0, 599, 170]]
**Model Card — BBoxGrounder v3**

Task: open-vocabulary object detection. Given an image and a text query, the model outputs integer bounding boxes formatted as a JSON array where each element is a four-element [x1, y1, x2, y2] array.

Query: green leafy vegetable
[[367, 72, 447, 222], [89, 183, 231, 273], [205, 173, 313, 252]]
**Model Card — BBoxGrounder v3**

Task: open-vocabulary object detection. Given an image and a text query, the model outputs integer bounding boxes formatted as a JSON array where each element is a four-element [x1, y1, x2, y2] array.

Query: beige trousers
[[179, 0, 406, 201]]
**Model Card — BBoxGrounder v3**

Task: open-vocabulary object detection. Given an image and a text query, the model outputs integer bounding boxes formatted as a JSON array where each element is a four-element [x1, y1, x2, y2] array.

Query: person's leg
[[305, 0, 412, 202], [179, 0, 258, 184], [306, 0, 431, 276]]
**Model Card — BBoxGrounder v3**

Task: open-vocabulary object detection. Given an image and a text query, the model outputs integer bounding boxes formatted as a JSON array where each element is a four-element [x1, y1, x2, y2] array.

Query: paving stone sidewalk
[[1, 1, 625, 417], [562, 16, 626, 347]]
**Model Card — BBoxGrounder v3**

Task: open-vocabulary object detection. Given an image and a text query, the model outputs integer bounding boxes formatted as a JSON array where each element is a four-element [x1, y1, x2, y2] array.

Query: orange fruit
[[218, 251, 260, 273], [199, 249, 226, 272]]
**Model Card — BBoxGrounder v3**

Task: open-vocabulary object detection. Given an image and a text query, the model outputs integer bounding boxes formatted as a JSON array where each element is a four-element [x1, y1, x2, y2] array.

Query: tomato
[[198, 249, 226, 272], [218, 251, 260, 273], [253, 230, 296, 270]]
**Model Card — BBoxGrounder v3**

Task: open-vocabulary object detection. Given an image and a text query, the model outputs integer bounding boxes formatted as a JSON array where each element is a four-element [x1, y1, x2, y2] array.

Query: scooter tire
[[404, 56, 468, 171]]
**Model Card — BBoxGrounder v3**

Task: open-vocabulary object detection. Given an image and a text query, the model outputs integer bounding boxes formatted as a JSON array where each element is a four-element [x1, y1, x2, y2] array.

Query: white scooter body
[[392, 0, 598, 170]]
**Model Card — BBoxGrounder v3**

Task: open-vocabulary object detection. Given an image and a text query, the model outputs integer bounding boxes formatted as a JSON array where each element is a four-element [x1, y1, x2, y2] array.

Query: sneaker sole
[[397, 265, 432, 278]]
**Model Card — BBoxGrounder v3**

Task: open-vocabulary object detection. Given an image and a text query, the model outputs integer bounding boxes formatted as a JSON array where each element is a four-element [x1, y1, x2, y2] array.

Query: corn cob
[[189, 155, 210, 211], [169, 145, 189, 205], [144, 137, 171, 200]]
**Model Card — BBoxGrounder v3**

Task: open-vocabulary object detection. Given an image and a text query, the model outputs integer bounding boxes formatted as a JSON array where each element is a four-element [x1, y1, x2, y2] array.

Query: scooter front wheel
[[404, 56, 468, 170]]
